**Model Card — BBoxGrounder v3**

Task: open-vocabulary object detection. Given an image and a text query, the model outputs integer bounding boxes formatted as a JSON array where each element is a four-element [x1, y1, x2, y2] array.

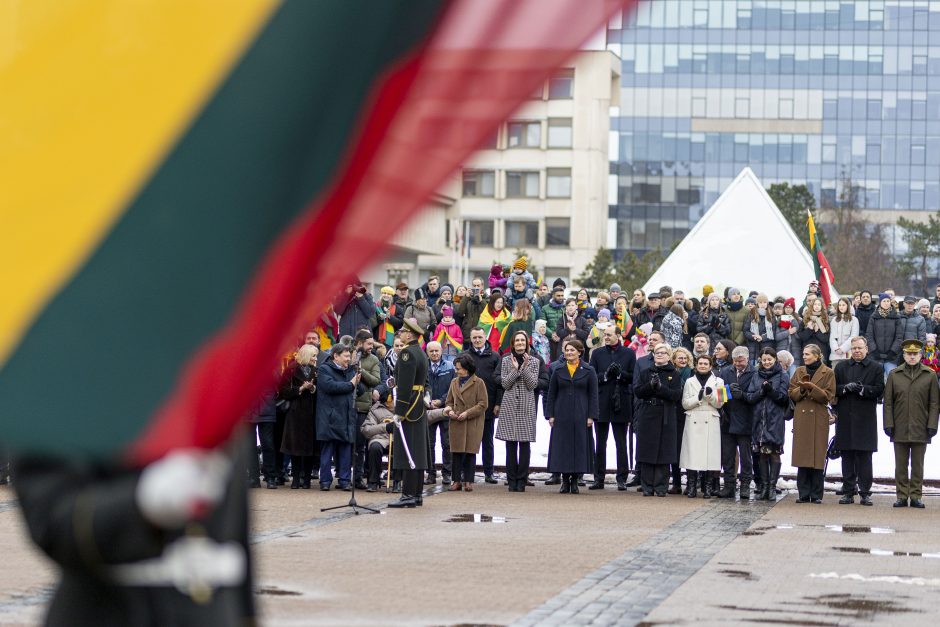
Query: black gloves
[[884, 427, 894, 438], [385, 422, 395, 434], [843, 382, 861, 394], [705, 387, 714, 396], [761, 380, 771, 396], [650, 373, 661, 390], [928, 428, 937, 439], [728, 383, 743, 397], [698, 388, 705, 401]]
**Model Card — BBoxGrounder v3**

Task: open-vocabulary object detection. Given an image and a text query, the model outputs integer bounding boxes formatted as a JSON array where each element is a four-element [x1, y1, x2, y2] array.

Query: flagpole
[[450, 217, 458, 284], [463, 220, 470, 286]]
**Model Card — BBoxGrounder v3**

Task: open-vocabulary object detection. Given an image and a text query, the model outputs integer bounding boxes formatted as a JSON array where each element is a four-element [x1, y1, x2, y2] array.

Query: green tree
[[613, 248, 666, 291], [766, 182, 819, 251], [576, 247, 616, 289], [896, 211, 940, 295]]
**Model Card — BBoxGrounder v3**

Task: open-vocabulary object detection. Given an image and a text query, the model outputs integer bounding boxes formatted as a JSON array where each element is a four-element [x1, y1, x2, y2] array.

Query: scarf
[[478, 305, 510, 351], [378, 302, 396, 345], [728, 300, 743, 312], [694, 371, 711, 387], [805, 360, 822, 376], [513, 352, 526, 367]]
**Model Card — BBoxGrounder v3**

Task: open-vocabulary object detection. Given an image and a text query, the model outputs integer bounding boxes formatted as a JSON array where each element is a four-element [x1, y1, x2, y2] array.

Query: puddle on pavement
[[824, 525, 894, 534], [444, 513, 508, 524], [740, 619, 837, 626], [804, 594, 917, 618], [833, 546, 940, 558], [256, 586, 302, 596], [718, 569, 758, 581]]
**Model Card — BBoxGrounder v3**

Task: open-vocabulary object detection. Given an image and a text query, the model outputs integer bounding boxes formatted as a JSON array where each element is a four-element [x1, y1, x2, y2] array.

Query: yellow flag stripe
[[0, 0, 279, 365], [807, 211, 817, 250]]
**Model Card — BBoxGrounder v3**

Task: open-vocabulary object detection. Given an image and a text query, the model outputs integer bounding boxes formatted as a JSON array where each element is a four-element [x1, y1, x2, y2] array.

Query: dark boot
[[668, 469, 682, 495], [570, 475, 580, 494], [545, 473, 561, 485], [702, 472, 713, 499], [767, 461, 781, 501], [711, 474, 720, 496], [687, 471, 698, 498], [739, 476, 751, 500], [559, 475, 571, 494], [718, 473, 735, 498]]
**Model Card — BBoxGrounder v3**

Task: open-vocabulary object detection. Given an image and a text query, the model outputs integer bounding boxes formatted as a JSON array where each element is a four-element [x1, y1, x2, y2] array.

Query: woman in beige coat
[[788, 343, 836, 503], [445, 353, 489, 491]]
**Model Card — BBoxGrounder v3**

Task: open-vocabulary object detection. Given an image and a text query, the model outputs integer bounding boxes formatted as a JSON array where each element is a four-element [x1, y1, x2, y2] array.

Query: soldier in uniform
[[388, 318, 430, 508], [884, 339, 940, 509]]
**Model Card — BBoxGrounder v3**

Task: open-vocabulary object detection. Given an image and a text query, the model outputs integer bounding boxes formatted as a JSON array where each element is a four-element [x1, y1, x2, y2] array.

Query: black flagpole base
[[321, 496, 380, 515]]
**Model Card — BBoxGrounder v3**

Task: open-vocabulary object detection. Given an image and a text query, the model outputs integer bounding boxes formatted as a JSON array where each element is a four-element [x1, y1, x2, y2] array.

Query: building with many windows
[[607, 0, 940, 257], [417, 48, 621, 288]]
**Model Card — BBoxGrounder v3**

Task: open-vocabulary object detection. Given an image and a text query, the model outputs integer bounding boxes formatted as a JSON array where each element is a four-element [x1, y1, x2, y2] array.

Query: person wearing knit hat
[[702, 284, 714, 299], [510, 256, 538, 291], [432, 304, 463, 364], [489, 263, 508, 291], [375, 286, 398, 348], [586, 308, 613, 357], [724, 288, 747, 346], [608, 283, 623, 300], [552, 277, 567, 291]]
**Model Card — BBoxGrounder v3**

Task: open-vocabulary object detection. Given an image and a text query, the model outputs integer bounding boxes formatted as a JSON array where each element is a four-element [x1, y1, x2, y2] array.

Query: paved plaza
[[0, 478, 938, 626]]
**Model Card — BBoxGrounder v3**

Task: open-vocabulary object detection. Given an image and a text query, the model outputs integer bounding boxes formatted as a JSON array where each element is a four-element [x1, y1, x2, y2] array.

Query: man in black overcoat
[[834, 337, 885, 506], [463, 327, 503, 483], [388, 318, 430, 508], [589, 325, 636, 490], [628, 329, 666, 487]]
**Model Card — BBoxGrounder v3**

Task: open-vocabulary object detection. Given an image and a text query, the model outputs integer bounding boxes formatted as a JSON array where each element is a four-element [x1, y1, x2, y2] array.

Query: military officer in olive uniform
[[388, 318, 431, 508], [884, 339, 940, 509]]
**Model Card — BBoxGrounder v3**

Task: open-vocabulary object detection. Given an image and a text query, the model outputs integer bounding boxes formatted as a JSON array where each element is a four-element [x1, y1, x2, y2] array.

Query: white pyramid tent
[[642, 167, 836, 301]]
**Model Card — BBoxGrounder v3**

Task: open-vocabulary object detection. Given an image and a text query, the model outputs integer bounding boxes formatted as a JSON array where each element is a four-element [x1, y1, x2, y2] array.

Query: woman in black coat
[[546, 339, 599, 494], [554, 298, 591, 345], [279, 344, 319, 489], [633, 344, 683, 497], [744, 348, 791, 501]]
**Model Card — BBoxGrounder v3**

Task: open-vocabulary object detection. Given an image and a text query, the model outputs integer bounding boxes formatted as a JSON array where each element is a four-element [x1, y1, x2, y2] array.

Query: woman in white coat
[[680, 354, 726, 498], [828, 296, 859, 365]]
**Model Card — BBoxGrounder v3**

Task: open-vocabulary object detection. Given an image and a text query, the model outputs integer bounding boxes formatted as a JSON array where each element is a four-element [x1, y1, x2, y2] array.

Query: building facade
[[418, 49, 621, 289], [607, 0, 940, 257]]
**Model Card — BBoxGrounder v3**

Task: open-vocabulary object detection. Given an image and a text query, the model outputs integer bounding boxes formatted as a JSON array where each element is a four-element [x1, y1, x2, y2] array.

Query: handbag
[[826, 435, 841, 461], [275, 397, 291, 412]]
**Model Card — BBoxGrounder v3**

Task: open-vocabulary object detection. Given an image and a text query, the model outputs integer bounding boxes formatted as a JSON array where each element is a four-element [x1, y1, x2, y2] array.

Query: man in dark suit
[[719, 346, 756, 499], [589, 325, 636, 490], [463, 327, 503, 483], [388, 318, 430, 508], [833, 336, 885, 506]]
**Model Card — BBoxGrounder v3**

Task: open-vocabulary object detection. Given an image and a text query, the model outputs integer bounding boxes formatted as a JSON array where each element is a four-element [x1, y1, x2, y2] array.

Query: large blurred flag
[[0, 0, 635, 463]]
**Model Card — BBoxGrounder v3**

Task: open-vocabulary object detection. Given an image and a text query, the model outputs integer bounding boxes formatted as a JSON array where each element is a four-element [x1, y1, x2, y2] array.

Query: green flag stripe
[[0, 0, 448, 456]]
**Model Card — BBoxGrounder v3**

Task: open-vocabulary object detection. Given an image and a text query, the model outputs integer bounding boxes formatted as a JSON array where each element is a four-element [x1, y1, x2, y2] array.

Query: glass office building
[[606, 0, 940, 255]]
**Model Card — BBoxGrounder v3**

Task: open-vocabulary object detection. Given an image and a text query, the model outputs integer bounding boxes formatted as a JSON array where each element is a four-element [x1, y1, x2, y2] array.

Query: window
[[912, 143, 926, 165], [545, 218, 571, 247], [505, 221, 539, 247], [506, 171, 539, 198], [866, 143, 881, 164], [507, 121, 541, 148], [779, 98, 794, 119], [546, 168, 572, 198], [544, 267, 570, 289], [548, 69, 574, 99], [735, 98, 749, 118], [867, 99, 882, 119], [547, 118, 573, 148], [466, 221, 494, 246], [462, 170, 495, 197], [692, 97, 706, 117], [822, 137, 836, 163]]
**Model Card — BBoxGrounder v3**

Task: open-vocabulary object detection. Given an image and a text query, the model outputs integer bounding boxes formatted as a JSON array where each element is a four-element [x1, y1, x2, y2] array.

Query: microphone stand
[[322, 363, 379, 515]]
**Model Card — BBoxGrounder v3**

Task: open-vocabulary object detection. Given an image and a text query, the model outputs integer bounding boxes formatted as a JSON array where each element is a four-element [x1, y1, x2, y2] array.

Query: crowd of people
[[247, 260, 940, 508]]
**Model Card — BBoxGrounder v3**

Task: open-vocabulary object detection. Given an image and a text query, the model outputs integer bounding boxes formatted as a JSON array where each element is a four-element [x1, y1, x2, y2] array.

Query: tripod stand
[[321, 437, 380, 515]]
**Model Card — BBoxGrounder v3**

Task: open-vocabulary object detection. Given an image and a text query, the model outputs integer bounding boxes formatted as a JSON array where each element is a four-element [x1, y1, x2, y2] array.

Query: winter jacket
[[361, 401, 394, 448], [541, 299, 567, 337], [334, 292, 376, 339], [496, 354, 540, 442], [865, 308, 905, 364], [635, 306, 667, 332], [353, 352, 381, 413], [698, 306, 731, 347], [462, 344, 503, 414], [660, 312, 685, 350], [446, 375, 489, 454], [854, 302, 876, 336], [884, 363, 940, 444], [403, 302, 437, 338], [744, 312, 776, 363], [725, 304, 749, 346], [788, 364, 836, 469], [833, 357, 884, 452], [432, 319, 464, 359], [899, 311, 928, 342], [546, 359, 599, 473], [828, 316, 860, 365], [679, 374, 725, 470], [456, 293, 487, 341], [589, 343, 636, 423], [554, 311, 591, 344], [427, 358, 457, 407], [315, 360, 359, 443], [774, 315, 802, 358], [744, 364, 790, 448], [798, 320, 831, 363], [719, 364, 756, 435], [632, 362, 682, 465]]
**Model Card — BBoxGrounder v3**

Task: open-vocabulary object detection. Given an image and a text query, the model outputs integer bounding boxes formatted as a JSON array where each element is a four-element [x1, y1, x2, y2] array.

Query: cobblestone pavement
[[510, 497, 776, 626]]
